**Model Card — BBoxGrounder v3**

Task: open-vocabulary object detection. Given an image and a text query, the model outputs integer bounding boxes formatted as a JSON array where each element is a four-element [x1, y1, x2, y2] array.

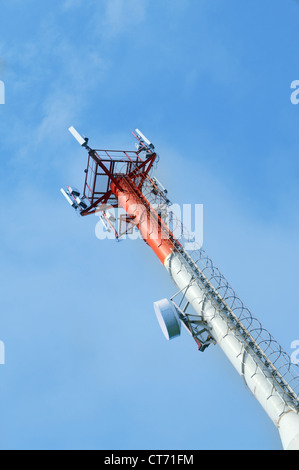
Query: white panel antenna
[[68, 126, 87, 147], [135, 129, 152, 147], [60, 188, 75, 207]]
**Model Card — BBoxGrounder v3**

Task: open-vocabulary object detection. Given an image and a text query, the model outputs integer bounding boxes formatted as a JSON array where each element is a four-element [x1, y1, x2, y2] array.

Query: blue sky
[[0, 0, 299, 450]]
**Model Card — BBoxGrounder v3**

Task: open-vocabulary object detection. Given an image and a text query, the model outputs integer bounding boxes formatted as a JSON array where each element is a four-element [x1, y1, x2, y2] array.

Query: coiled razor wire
[[142, 175, 299, 411], [177, 245, 299, 411]]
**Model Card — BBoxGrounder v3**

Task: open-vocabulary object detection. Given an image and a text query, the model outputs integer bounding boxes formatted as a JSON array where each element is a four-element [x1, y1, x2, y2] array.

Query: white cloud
[[3, 16, 109, 171], [96, 0, 148, 37], [61, 0, 83, 11]]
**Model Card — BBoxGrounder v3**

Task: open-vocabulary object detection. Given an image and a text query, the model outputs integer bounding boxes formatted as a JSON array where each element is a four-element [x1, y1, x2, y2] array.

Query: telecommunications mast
[[61, 127, 299, 450]]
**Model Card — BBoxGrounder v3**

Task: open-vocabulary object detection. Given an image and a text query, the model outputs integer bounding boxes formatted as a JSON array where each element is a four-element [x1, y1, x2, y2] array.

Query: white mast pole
[[163, 249, 299, 450]]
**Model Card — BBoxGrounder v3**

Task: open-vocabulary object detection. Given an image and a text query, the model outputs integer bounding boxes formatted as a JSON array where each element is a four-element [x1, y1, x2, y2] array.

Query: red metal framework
[[80, 133, 157, 216]]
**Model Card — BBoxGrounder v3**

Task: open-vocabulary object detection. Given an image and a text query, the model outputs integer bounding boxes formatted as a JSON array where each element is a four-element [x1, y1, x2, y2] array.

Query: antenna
[[60, 188, 75, 207], [135, 129, 152, 147], [68, 126, 89, 148], [61, 128, 299, 450]]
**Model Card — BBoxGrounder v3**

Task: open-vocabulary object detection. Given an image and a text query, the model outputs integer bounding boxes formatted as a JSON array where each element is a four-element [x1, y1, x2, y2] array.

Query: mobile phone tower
[[61, 127, 299, 450]]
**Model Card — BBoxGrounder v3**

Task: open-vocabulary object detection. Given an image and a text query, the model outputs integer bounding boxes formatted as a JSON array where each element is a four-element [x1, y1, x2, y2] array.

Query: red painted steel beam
[[111, 176, 174, 265]]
